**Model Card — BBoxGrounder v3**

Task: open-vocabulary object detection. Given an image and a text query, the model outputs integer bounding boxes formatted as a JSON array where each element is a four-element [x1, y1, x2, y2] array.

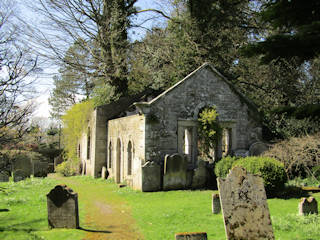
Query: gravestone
[[0, 171, 9, 182], [47, 184, 79, 229], [212, 193, 221, 214], [142, 161, 161, 192], [175, 232, 207, 240], [218, 167, 274, 240], [13, 169, 29, 182], [101, 166, 108, 179], [249, 142, 268, 156], [163, 154, 188, 190], [33, 161, 48, 177], [299, 197, 318, 216], [191, 160, 207, 189], [12, 155, 32, 176]]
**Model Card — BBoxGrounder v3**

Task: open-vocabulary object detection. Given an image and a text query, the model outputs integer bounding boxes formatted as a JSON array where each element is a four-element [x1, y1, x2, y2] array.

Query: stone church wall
[[143, 65, 261, 166], [107, 114, 145, 190]]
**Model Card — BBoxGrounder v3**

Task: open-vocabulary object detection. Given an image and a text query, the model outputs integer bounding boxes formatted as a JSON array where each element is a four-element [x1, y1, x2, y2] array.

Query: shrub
[[263, 133, 320, 179], [55, 161, 78, 177], [214, 156, 238, 178], [233, 156, 287, 194]]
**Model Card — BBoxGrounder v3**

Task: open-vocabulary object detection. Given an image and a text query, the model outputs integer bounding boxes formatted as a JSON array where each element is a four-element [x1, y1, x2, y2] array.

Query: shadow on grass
[[0, 218, 44, 232], [270, 186, 311, 199], [78, 226, 111, 234]]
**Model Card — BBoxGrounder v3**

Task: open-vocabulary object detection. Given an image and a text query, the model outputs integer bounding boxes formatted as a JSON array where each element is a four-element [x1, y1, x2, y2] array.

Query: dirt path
[[49, 175, 143, 240]]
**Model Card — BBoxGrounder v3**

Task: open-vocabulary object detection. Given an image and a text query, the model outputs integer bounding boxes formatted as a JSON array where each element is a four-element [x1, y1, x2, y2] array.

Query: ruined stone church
[[78, 63, 262, 191]]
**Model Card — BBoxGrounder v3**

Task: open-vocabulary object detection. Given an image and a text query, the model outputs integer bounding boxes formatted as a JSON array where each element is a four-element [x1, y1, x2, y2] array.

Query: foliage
[[233, 156, 287, 194], [62, 100, 93, 165], [55, 160, 78, 177], [214, 156, 239, 178], [263, 133, 320, 179], [197, 106, 222, 160], [243, 0, 320, 63]]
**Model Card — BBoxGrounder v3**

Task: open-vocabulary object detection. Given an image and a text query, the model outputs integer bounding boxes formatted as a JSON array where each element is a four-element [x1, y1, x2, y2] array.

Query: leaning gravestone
[[47, 184, 79, 229], [218, 167, 274, 240], [0, 171, 9, 182], [13, 169, 29, 182], [142, 161, 161, 192], [163, 154, 188, 190], [299, 197, 318, 216], [175, 232, 207, 240], [212, 193, 221, 214]]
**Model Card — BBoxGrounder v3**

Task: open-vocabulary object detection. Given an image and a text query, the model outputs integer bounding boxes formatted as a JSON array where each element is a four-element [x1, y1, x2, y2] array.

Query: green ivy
[[198, 106, 222, 159]]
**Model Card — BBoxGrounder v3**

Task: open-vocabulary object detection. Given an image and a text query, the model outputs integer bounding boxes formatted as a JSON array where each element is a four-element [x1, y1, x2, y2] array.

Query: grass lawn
[[1, 176, 320, 240], [0, 177, 85, 240]]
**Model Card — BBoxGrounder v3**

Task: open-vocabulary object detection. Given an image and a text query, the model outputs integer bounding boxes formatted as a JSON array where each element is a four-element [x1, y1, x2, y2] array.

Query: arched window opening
[[116, 138, 121, 183], [222, 128, 232, 157], [87, 127, 91, 160], [127, 141, 133, 175], [78, 144, 81, 158], [183, 127, 193, 162], [108, 141, 112, 169]]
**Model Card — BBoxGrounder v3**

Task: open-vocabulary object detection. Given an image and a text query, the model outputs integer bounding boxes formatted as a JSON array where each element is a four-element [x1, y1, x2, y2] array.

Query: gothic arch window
[[108, 141, 112, 169], [127, 141, 133, 175]]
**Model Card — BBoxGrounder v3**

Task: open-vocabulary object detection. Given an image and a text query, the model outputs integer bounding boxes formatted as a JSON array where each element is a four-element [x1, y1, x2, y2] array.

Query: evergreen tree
[[243, 0, 320, 63]]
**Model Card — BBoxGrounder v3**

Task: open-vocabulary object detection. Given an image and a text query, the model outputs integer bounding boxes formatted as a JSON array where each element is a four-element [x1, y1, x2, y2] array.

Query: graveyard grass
[[1, 176, 320, 240]]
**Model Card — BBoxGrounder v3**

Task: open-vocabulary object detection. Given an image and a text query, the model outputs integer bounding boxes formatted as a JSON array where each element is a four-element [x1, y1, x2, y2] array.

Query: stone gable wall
[[144, 66, 261, 165], [108, 114, 145, 190]]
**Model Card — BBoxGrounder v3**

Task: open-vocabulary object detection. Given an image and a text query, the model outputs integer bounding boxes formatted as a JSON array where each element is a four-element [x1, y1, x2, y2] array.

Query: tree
[[129, 0, 254, 91], [243, 0, 320, 63], [0, 0, 38, 145], [49, 40, 95, 119]]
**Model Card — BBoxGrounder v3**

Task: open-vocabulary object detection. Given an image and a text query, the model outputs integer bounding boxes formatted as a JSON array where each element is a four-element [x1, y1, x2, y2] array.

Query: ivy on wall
[[198, 106, 222, 160]]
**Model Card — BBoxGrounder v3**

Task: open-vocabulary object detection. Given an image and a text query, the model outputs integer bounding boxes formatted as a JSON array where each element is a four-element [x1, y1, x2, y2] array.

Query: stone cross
[[175, 232, 207, 240], [218, 167, 274, 240], [47, 184, 79, 229], [163, 153, 188, 190], [0, 171, 9, 182], [299, 197, 318, 216], [212, 193, 221, 214]]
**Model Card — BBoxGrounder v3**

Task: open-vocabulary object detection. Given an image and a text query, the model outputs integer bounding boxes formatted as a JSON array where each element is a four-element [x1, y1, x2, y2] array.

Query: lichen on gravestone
[[218, 166, 274, 240], [47, 184, 79, 229]]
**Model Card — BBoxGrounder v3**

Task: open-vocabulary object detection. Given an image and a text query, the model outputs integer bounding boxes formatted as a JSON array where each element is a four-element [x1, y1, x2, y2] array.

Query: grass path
[[49, 175, 143, 240]]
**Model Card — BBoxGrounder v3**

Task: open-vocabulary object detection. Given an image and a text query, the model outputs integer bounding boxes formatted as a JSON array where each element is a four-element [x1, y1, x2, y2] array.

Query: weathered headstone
[[191, 160, 207, 189], [101, 166, 108, 179], [299, 197, 318, 216], [13, 169, 29, 182], [12, 155, 32, 176], [142, 161, 161, 192], [218, 167, 274, 240], [175, 232, 207, 240], [0, 171, 9, 182], [163, 154, 188, 190], [33, 161, 48, 177], [47, 184, 79, 229], [249, 142, 268, 156], [212, 193, 221, 214]]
